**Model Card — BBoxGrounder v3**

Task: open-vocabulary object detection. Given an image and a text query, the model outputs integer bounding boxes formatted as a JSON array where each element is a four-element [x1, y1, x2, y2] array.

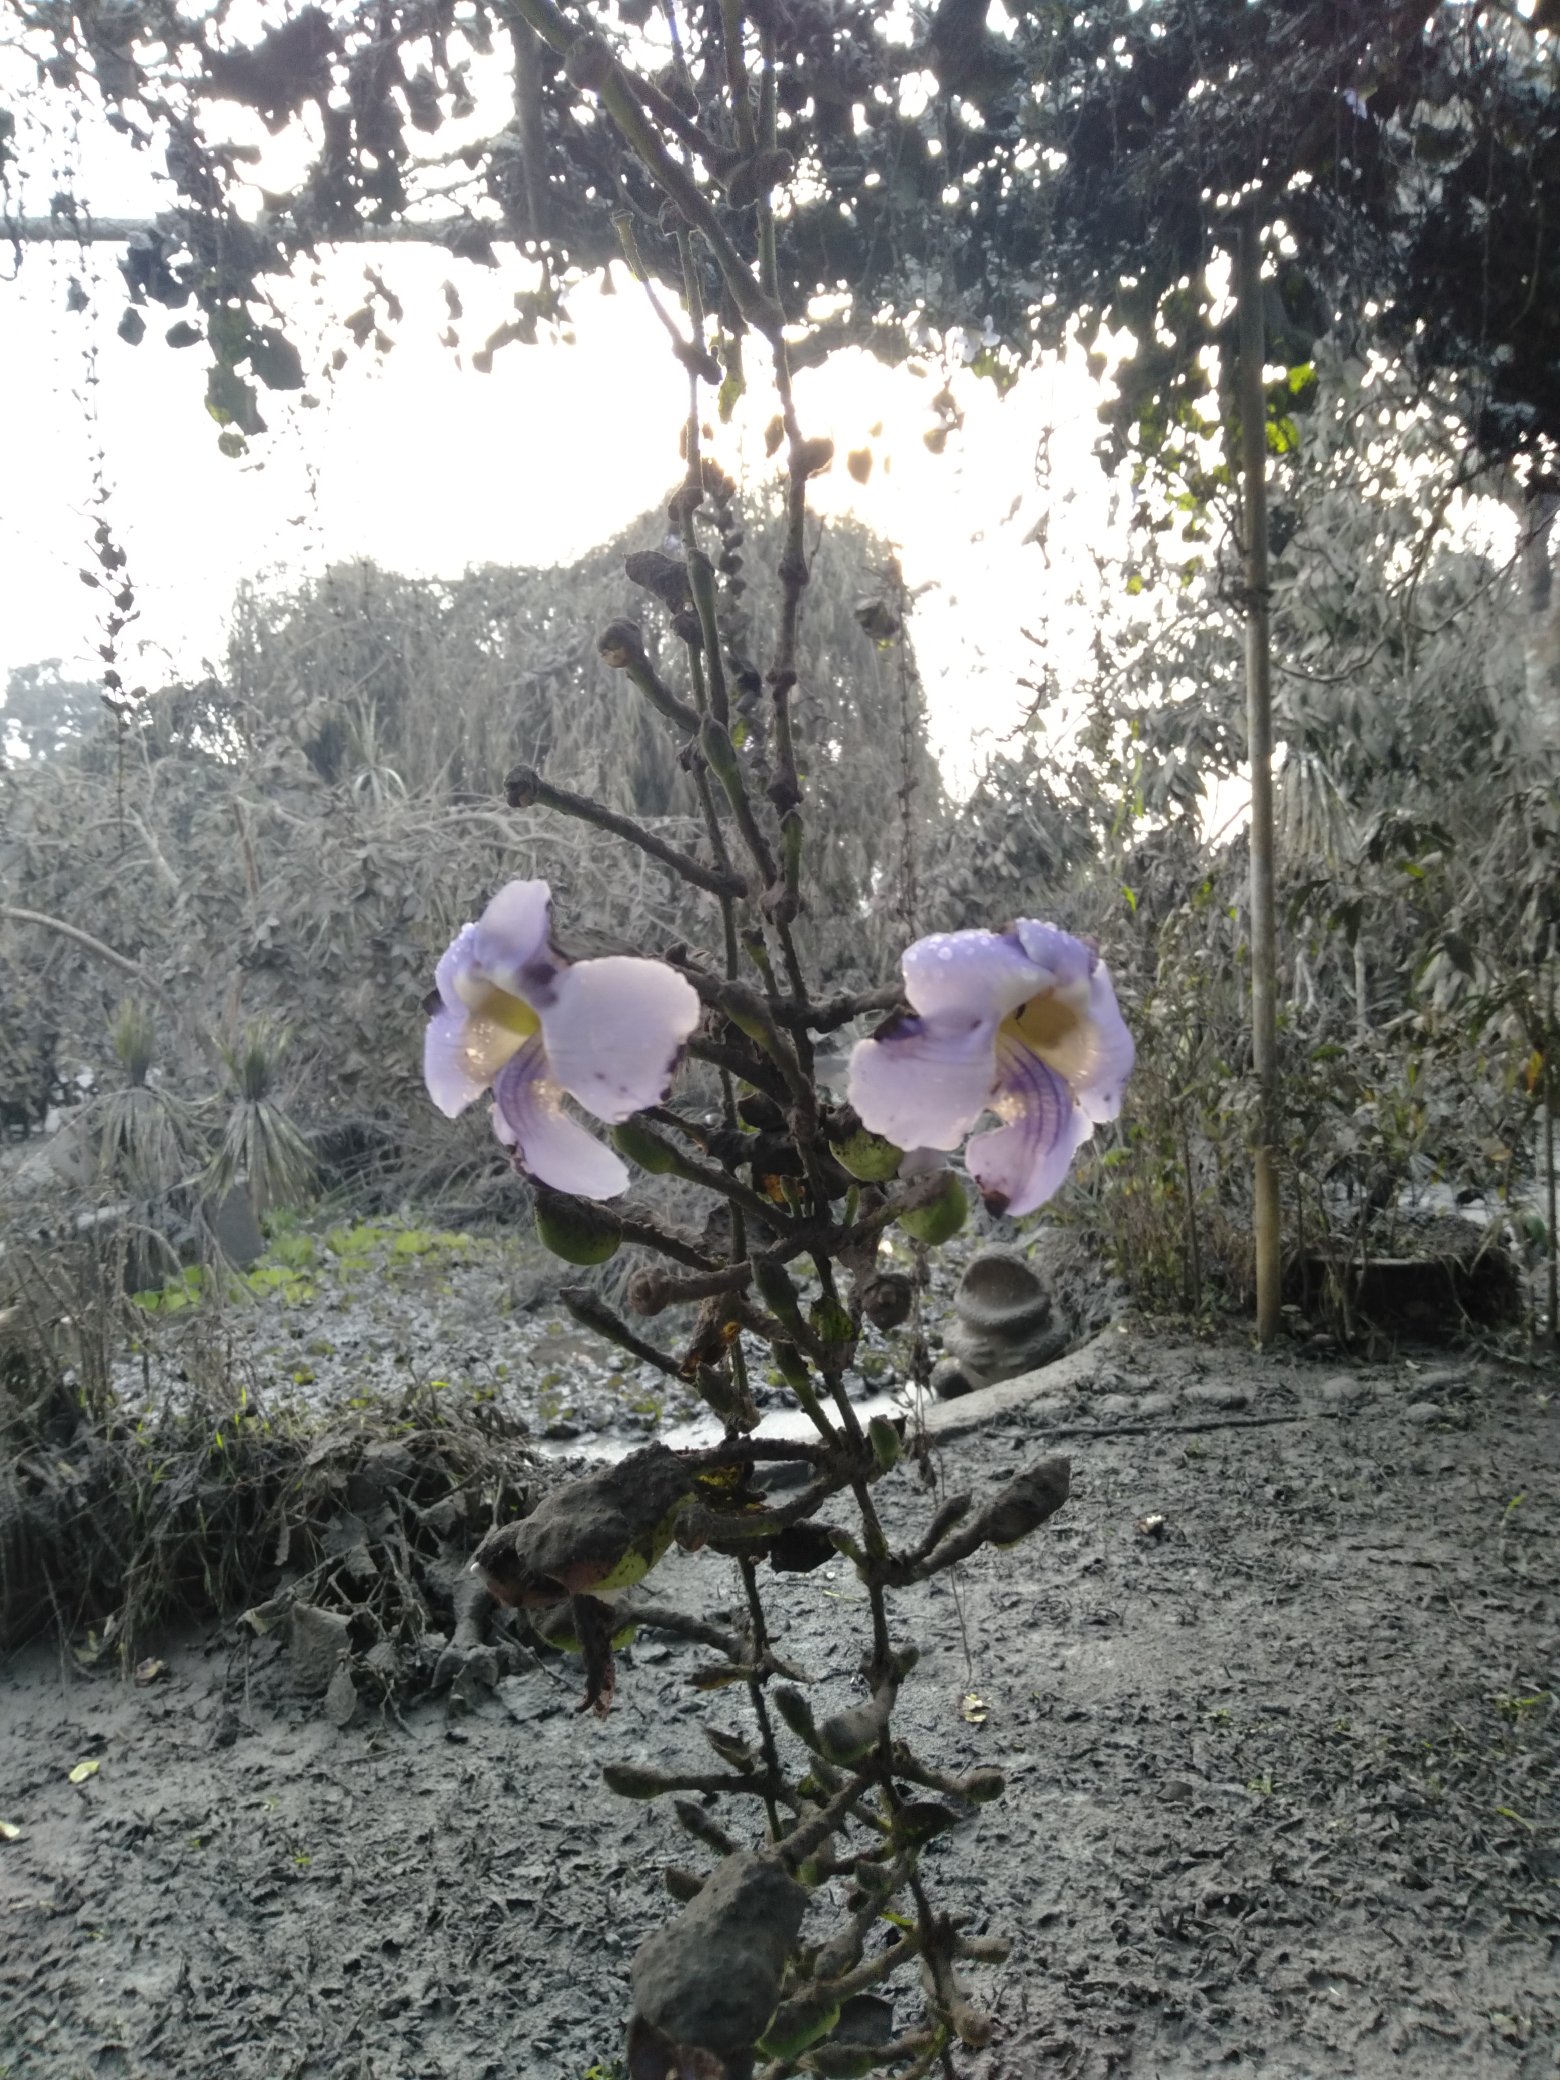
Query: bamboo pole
[[1236, 204, 1283, 1346], [0, 215, 506, 244]]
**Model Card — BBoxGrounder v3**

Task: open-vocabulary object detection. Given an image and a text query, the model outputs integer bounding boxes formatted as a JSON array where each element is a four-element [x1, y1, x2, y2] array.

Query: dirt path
[[2, 1334, 1556, 2080]]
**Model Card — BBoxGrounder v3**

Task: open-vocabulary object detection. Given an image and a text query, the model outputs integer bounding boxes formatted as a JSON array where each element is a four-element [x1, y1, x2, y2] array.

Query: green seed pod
[[533, 1188, 622, 1265], [831, 1126, 903, 1182], [898, 1168, 968, 1245], [772, 1684, 820, 1751], [808, 2046, 882, 2078], [610, 1116, 680, 1174], [893, 1799, 958, 1845], [818, 1696, 888, 1765], [772, 1341, 813, 1393], [753, 1254, 805, 1333], [868, 1414, 902, 1472], [699, 714, 742, 786], [757, 1996, 840, 2061], [808, 1295, 854, 1346]]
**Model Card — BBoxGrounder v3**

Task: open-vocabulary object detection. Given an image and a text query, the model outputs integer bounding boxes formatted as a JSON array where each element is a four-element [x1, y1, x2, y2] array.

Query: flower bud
[[860, 1271, 912, 1330], [960, 1767, 1006, 1803], [603, 1760, 675, 1799], [597, 618, 646, 669]]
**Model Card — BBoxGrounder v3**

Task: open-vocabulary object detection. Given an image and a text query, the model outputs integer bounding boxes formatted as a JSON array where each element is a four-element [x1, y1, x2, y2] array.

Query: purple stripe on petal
[[540, 957, 701, 1123], [966, 1034, 1089, 1216], [847, 1011, 999, 1151], [493, 1038, 631, 1199]]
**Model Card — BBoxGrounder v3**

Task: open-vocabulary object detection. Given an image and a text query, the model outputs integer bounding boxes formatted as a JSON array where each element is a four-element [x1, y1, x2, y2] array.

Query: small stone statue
[[932, 1250, 1069, 1400]]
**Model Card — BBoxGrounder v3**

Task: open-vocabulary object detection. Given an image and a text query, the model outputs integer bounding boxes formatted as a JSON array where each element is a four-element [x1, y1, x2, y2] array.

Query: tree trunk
[[1522, 490, 1560, 754], [1238, 207, 1282, 1347]]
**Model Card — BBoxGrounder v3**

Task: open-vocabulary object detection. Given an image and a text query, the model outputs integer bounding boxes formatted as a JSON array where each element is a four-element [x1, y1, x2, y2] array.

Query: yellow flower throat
[[1004, 989, 1081, 1054]]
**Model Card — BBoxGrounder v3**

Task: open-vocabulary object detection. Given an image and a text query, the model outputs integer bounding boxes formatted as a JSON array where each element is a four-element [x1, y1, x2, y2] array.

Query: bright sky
[[0, 52, 1119, 796]]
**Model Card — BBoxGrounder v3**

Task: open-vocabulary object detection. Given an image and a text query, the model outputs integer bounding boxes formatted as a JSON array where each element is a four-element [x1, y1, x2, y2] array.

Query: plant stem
[[505, 765, 745, 899]]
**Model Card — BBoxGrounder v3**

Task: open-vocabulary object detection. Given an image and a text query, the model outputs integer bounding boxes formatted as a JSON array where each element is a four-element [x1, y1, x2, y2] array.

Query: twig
[[505, 764, 745, 899]]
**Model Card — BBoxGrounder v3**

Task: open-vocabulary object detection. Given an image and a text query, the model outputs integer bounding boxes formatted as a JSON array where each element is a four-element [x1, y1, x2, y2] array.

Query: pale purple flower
[[847, 922, 1134, 1217], [424, 879, 700, 1199]]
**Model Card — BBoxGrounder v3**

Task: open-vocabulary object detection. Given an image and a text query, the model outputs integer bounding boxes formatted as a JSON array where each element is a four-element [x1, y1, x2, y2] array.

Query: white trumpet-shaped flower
[[848, 921, 1134, 1216], [423, 879, 700, 1199]]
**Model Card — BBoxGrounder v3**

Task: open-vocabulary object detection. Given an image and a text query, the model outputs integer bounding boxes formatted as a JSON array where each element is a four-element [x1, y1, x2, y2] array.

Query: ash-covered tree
[[2, 661, 104, 764], [9, 3, 1560, 475]]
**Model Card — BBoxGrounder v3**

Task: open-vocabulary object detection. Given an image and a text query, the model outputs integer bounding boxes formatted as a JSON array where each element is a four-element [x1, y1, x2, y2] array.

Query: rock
[[1311, 1373, 1366, 1407], [323, 1662, 359, 1729], [1093, 1393, 1137, 1421], [204, 1186, 264, 1269], [942, 1251, 1070, 1390], [931, 1357, 976, 1401], [7, 1116, 94, 1195], [289, 1602, 351, 1694], [631, 1850, 807, 2059], [1184, 1381, 1252, 1411], [1405, 1401, 1444, 1426], [1134, 1392, 1177, 1419]]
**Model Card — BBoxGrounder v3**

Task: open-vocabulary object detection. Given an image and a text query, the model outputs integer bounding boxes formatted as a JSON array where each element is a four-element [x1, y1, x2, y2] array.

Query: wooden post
[[1237, 204, 1283, 1345]]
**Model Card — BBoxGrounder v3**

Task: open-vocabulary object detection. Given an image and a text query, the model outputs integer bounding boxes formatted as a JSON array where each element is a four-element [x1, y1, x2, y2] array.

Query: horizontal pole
[[1, 214, 522, 246]]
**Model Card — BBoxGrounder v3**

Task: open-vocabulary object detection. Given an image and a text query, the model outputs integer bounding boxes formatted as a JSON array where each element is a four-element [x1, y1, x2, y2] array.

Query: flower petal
[[493, 1038, 631, 1198], [847, 1012, 999, 1151], [965, 1036, 1090, 1216], [425, 1002, 507, 1117], [470, 879, 558, 1002], [901, 929, 1045, 1023], [1073, 958, 1135, 1123], [1006, 923, 1134, 1120], [424, 921, 531, 1116], [433, 922, 481, 1015], [539, 957, 701, 1123], [1011, 920, 1094, 992]]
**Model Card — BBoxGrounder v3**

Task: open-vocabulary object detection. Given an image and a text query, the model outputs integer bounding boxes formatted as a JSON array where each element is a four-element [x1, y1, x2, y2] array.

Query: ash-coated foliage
[[1, 502, 939, 1208]]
